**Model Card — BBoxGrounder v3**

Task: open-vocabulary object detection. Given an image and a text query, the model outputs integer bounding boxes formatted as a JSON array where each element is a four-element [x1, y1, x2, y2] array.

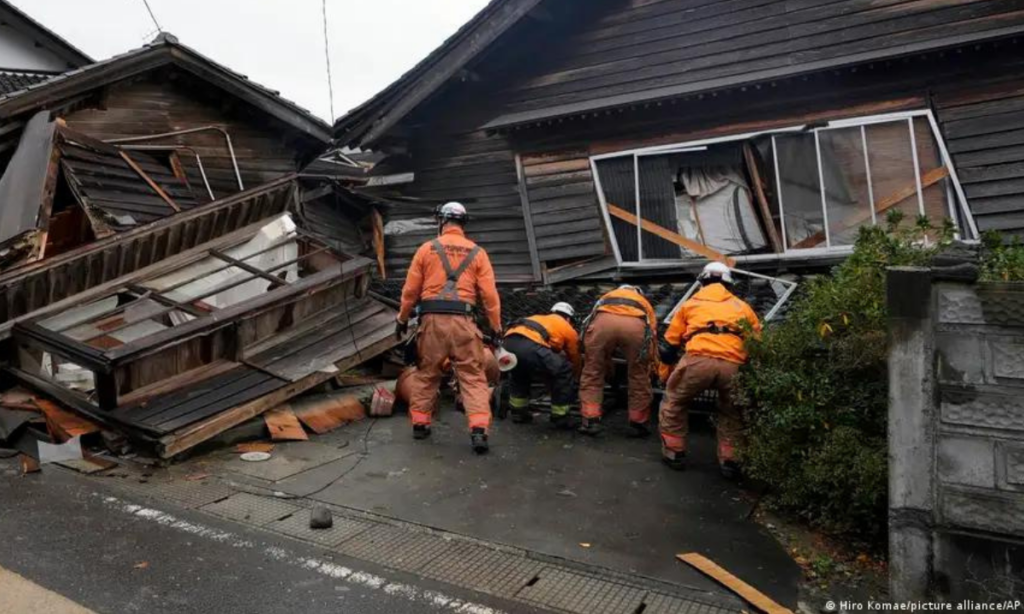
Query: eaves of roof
[[0, 35, 332, 144]]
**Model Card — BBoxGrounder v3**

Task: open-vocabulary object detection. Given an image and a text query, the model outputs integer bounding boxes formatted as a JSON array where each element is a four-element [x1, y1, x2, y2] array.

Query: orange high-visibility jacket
[[594, 287, 658, 332], [398, 226, 502, 332], [505, 314, 581, 371], [665, 284, 761, 365]]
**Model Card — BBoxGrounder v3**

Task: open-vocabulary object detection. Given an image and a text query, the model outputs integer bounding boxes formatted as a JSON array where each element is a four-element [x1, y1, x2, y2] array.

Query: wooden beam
[[157, 330, 397, 459], [792, 166, 949, 249], [371, 208, 386, 279], [515, 154, 543, 282], [606, 203, 736, 267], [677, 553, 793, 614], [209, 249, 289, 289], [743, 143, 783, 253], [120, 151, 181, 213]]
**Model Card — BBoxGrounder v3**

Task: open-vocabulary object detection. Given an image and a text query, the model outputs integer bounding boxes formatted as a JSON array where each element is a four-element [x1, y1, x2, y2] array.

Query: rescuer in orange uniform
[[503, 302, 580, 427], [396, 202, 502, 454], [659, 262, 761, 476], [578, 285, 658, 437]]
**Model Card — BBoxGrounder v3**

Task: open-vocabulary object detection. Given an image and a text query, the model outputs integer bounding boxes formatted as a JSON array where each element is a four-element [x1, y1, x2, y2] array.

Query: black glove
[[659, 339, 681, 365], [395, 319, 409, 337]]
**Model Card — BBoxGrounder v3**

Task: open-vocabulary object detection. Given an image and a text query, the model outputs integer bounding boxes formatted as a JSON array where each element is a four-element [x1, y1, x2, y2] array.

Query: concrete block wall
[[889, 269, 1024, 601]]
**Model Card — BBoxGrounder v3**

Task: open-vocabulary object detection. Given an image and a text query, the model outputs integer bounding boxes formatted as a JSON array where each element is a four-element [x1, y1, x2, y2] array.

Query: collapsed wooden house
[[0, 30, 332, 269], [0, 17, 397, 457], [5, 210, 395, 458], [334, 0, 1024, 286]]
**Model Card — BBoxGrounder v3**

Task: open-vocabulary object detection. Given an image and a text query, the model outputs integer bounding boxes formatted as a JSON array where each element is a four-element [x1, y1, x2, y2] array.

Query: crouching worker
[[578, 285, 658, 437], [503, 303, 580, 428], [659, 263, 761, 477], [395, 202, 502, 454], [395, 349, 500, 414]]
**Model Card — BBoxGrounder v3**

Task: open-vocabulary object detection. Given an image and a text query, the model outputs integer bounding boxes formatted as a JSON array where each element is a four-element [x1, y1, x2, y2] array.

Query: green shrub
[[980, 231, 1024, 282], [735, 211, 951, 541]]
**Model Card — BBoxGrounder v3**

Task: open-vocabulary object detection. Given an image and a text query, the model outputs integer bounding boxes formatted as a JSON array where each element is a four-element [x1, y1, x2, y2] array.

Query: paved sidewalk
[[81, 406, 798, 613]]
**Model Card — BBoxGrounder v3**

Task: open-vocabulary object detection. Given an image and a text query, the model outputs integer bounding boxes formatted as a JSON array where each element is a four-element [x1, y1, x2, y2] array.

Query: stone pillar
[[887, 267, 936, 600]]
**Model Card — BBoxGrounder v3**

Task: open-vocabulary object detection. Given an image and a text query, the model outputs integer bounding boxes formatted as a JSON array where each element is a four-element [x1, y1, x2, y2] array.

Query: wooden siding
[[383, 119, 537, 282], [520, 150, 606, 263], [65, 68, 306, 202], [489, 0, 1024, 125], [936, 83, 1024, 236]]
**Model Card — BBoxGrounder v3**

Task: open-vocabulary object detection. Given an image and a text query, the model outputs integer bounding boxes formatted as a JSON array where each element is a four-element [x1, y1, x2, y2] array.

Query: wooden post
[[743, 143, 784, 253], [606, 203, 735, 266]]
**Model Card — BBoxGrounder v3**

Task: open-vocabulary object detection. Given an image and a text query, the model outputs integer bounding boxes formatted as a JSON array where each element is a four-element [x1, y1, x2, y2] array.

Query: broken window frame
[[590, 109, 978, 268], [10, 218, 375, 413], [662, 268, 800, 326]]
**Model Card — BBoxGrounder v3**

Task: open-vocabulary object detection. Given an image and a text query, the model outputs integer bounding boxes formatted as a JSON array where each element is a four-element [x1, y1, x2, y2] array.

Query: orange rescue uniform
[[505, 314, 581, 374], [398, 226, 501, 432], [578, 288, 658, 424], [659, 284, 761, 464]]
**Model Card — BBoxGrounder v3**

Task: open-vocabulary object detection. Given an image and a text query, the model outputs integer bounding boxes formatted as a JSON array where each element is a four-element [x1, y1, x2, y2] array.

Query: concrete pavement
[[0, 458, 532, 614]]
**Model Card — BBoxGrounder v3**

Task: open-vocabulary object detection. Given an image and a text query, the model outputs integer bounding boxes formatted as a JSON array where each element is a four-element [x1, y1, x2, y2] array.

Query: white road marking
[[101, 496, 504, 614]]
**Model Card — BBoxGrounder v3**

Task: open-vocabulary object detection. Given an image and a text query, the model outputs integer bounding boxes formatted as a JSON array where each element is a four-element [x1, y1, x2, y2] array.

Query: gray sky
[[11, 0, 490, 123]]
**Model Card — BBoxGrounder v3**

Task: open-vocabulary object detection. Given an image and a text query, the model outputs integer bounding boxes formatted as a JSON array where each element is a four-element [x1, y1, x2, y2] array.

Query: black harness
[[580, 295, 655, 362], [508, 318, 551, 343], [418, 239, 481, 316], [684, 322, 745, 343]]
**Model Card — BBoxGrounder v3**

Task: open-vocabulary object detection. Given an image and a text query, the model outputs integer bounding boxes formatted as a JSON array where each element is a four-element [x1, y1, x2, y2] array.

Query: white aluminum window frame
[[590, 109, 978, 267]]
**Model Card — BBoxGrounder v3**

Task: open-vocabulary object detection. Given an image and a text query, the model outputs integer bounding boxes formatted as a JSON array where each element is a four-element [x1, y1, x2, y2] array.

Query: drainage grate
[[643, 592, 738, 614], [201, 493, 303, 526], [267, 510, 374, 547], [132, 479, 237, 509], [419, 541, 545, 598], [334, 523, 454, 573], [517, 568, 648, 614]]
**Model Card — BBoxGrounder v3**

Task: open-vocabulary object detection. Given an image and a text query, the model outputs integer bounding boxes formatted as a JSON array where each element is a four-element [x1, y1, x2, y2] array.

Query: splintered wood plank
[[607, 203, 736, 266], [263, 407, 308, 441], [119, 151, 181, 212], [292, 395, 366, 435], [677, 553, 793, 614], [33, 398, 100, 442]]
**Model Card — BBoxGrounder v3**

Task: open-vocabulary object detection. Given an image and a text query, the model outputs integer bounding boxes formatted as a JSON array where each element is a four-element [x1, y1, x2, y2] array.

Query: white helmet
[[700, 262, 734, 284], [437, 201, 468, 224], [551, 302, 575, 318]]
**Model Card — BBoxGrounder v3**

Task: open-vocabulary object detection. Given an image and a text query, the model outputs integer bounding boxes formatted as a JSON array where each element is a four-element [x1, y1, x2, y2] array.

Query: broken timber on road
[[4, 209, 398, 459]]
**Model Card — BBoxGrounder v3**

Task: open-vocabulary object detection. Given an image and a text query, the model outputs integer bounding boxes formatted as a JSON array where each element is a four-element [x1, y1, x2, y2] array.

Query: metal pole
[[861, 125, 877, 226], [634, 153, 643, 262], [106, 126, 244, 191], [814, 131, 831, 248], [772, 136, 788, 251], [908, 118, 926, 218]]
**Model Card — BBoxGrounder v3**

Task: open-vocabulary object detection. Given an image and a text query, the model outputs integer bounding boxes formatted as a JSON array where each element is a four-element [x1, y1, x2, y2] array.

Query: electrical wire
[[140, 0, 163, 33], [321, 0, 336, 120]]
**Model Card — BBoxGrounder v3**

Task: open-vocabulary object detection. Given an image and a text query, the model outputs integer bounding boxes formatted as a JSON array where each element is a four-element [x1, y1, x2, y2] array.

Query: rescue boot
[[720, 460, 741, 481], [511, 408, 533, 424], [662, 451, 687, 471], [412, 424, 432, 440], [549, 405, 571, 430], [577, 417, 604, 437], [470, 427, 489, 454], [627, 421, 650, 439]]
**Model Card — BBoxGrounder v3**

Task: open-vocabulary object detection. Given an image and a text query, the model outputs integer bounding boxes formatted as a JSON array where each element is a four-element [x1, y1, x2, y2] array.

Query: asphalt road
[[0, 458, 534, 614]]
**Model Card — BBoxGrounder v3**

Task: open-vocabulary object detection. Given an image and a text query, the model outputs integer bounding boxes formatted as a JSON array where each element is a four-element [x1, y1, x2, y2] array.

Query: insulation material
[[146, 215, 300, 309], [37, 296, 118, 332], [0, 111, 56, 245], [678, 167, 767, 255]]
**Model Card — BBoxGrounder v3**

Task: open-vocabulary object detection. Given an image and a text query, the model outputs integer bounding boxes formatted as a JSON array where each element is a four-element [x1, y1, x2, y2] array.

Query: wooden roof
[[0, 33, 331, 144], [334, 0, 1024, 145]]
